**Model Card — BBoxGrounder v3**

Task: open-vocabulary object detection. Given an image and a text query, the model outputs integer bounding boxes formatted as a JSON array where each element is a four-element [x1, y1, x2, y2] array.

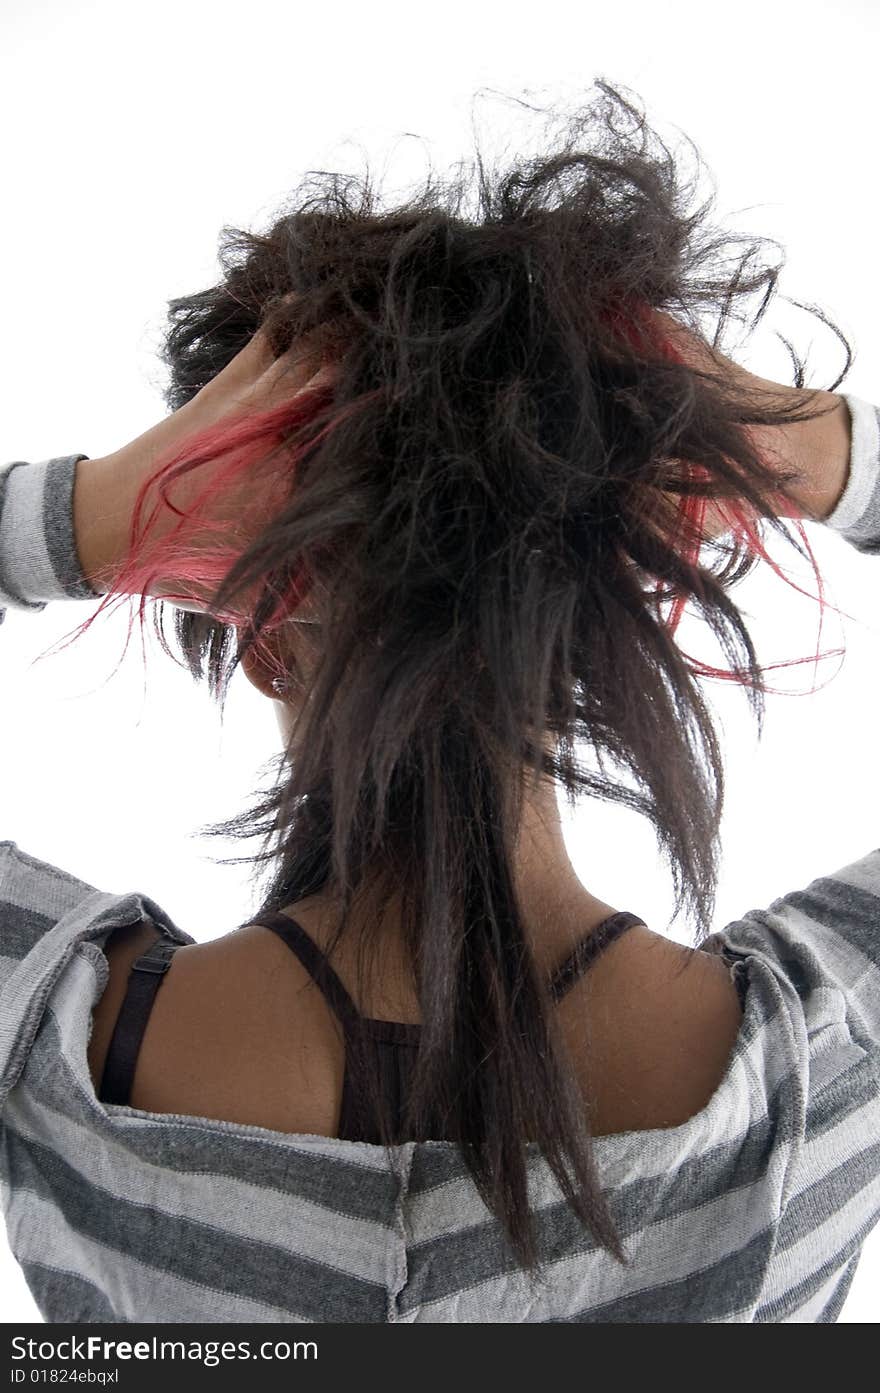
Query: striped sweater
[[0, 394, 879, 1323]]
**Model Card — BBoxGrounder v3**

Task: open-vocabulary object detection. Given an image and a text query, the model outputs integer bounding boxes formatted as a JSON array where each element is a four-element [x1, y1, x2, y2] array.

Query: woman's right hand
[[77, 323, 337, 611]]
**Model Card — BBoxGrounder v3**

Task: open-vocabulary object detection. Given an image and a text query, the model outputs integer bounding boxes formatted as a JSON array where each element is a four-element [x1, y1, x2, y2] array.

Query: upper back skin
[[86, 911, 744, 1140]]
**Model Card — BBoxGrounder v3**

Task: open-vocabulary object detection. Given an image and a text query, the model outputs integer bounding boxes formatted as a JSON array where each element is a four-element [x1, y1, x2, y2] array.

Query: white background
[[1, 0, 878, 1323]]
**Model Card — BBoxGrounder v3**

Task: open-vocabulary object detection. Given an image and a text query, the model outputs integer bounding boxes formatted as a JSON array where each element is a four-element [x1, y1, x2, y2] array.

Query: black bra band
[[99, 929, 182, 1106]]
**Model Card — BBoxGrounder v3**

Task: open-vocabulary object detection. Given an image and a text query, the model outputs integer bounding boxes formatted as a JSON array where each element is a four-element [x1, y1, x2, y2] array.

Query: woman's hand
[[649, 311, 850, 542], [74, 319, 336, 608]]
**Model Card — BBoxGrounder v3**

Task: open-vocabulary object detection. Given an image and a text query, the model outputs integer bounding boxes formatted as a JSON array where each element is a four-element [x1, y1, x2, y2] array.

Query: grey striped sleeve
[[0, 455, 101, 624], [822, 395, 880, 553]]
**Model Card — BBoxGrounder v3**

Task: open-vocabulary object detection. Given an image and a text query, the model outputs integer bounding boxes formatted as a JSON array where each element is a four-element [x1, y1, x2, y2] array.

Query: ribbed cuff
[[0, 455, 103, 621], [823, 395, 880, 553]]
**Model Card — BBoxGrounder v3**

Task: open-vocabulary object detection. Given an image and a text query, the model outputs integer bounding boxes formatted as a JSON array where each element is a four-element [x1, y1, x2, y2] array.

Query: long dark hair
[[62, 80, 853, 1272]]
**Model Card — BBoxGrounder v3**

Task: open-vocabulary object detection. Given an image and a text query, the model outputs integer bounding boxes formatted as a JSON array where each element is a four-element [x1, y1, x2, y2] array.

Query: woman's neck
[[277, 875, 622, 981], [275, 767, 625, 976]]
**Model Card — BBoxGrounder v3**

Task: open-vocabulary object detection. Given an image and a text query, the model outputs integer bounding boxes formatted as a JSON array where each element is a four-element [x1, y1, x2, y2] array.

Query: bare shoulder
[[88, 918, 345, 1134], [571, 925, 746, 1135], [582, 921, 739, 999], [616, 924, 744, 1036], [87, 923, 262, 1099]]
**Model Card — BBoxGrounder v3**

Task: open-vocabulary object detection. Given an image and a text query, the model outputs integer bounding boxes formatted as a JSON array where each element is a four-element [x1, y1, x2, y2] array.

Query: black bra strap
[[99, 927, 182, 1106], [246, 910, 364, 1039], [548, 911, 646, 1004], [249, 907, 646, 1024]]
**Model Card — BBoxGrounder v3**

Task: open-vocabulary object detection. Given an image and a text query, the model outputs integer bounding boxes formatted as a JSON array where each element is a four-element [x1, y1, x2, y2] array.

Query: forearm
[[71, 453, 130, 596], [711, 386, 878, 549], [807, 394, 854, 520], [0, 449, 208, 621], [652, 314, 855, 532], [754, 385, 852, 524]]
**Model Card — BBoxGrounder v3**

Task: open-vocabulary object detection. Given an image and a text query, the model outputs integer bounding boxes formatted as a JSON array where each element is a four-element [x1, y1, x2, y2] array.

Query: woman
[[0, 82, 877, 1322]]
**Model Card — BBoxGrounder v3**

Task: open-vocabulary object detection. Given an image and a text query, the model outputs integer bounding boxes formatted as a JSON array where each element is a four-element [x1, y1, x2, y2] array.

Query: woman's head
[[63, 79, 853, 1273]]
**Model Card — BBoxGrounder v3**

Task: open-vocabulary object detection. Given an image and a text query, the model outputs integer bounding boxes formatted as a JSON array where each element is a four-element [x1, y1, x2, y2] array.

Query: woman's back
[[85, 904, 745, 1141]]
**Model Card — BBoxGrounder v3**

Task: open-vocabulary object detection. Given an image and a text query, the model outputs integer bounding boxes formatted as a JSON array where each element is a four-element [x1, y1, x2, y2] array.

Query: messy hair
[[63, 80, 852, 1273]]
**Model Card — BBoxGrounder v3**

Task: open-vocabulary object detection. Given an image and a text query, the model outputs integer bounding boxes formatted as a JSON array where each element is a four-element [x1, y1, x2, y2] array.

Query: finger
[[257, 355, 339, 409]]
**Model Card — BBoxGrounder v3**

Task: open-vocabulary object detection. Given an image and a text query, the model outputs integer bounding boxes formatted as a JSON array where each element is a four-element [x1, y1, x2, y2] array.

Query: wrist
[[822, 394, 880, 542], [72, 454, 126, 595], [0, 455, 101, 610], [783, 392, 853, 522]]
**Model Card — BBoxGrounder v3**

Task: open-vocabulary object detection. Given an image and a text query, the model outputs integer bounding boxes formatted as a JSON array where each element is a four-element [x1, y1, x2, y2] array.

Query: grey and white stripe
[[0, 455, 98, 616]]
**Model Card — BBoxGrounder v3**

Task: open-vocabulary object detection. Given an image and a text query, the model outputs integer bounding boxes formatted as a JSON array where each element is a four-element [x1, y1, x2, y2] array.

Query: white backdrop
[[1, 0, 877, 1323]]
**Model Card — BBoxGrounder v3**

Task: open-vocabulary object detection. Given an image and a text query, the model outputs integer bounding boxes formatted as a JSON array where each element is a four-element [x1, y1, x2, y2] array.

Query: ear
[[238, 633, 287, 701]]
